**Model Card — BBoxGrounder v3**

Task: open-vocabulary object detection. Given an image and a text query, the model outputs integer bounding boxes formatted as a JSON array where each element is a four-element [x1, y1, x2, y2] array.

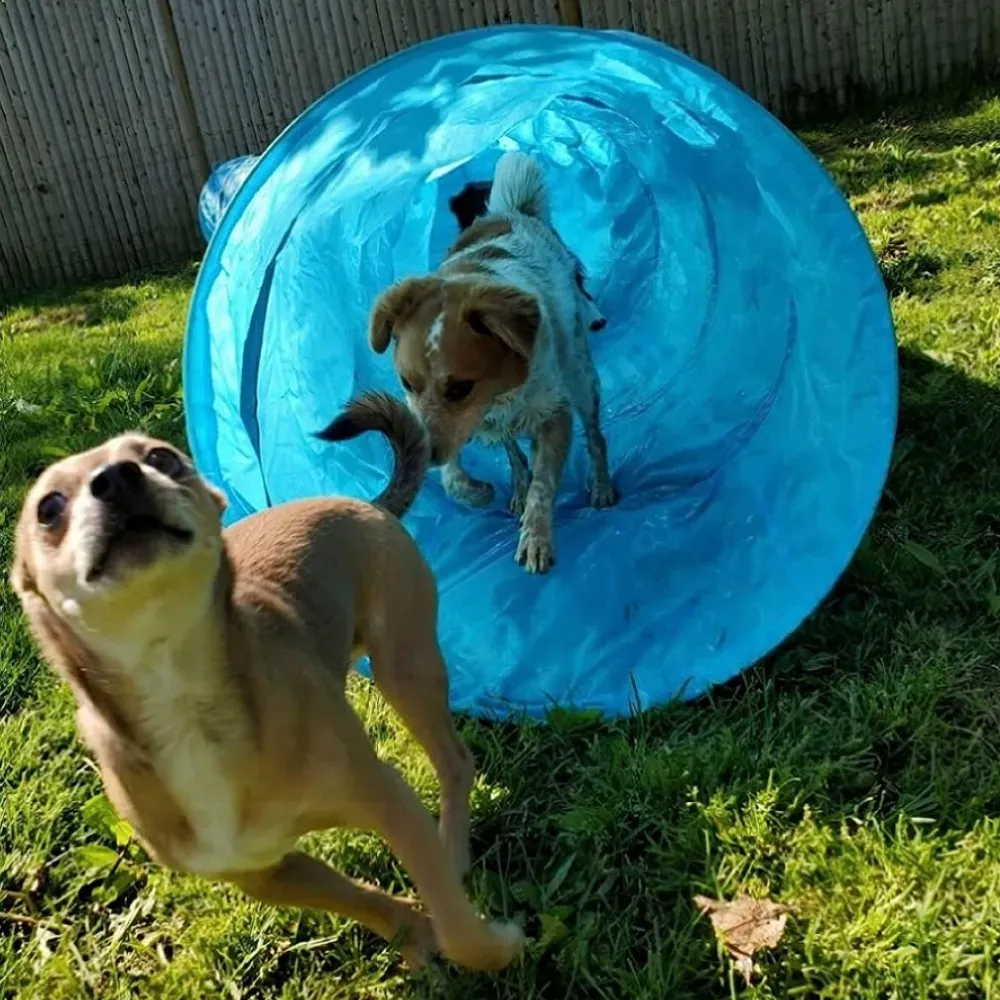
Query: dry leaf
[[694, 893, 792, 984]]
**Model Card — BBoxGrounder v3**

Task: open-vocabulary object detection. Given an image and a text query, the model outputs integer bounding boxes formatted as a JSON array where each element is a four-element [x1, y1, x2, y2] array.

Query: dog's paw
[[590, 478, 618, 509], [444, 476, 495, 509], [476, 921, 525, 971], [516, 526, 556, 574], [463, 479, 495, 508], [395, 905, 438, 971], [443, 919, 525, 972]]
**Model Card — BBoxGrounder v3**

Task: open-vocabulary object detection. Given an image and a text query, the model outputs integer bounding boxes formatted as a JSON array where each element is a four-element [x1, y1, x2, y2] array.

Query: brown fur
[[10, 429, 523, 972], [316, 390, 428, 518], [448, 217, 512, 255], [369, 277, 538, 463]]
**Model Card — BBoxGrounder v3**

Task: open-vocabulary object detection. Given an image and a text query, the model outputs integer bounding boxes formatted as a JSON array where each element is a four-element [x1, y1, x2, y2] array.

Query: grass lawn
[[3, 92, 1000, 999]]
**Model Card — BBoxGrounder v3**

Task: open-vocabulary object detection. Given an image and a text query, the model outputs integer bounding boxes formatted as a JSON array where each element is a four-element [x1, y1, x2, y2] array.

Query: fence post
[[151, 0, 209, 183], [557, 0, 584, 27]]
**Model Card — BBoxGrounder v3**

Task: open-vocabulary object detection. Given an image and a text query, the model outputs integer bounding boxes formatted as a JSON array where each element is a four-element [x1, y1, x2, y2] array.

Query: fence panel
[[0, 0, 997, 294], [0, 0, 204, 292]]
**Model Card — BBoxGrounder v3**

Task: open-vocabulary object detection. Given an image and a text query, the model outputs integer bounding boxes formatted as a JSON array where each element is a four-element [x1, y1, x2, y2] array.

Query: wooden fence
[[1, 0, 997, 295]]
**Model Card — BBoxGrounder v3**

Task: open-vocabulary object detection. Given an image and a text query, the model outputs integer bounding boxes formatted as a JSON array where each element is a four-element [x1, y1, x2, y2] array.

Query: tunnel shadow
[[448, 344, 1000, 996], [798, 86, 1000, 202]]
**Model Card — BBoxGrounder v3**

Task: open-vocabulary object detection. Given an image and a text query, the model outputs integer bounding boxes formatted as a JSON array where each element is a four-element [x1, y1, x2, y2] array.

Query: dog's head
[[369, 277, 540, 464], [11, 435, 227, 652]]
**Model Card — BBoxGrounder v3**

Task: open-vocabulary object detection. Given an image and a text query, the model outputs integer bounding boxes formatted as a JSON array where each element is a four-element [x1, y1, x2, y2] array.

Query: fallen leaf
[[694, 894, 792, 984]]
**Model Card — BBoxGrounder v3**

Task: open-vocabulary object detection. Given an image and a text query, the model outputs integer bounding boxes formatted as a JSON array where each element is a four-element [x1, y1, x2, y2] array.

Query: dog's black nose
[[90, 460, 144, 505]]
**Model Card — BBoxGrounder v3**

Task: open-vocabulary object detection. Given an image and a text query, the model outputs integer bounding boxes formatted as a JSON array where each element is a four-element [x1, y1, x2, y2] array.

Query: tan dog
[[9, 392, 523, 972]]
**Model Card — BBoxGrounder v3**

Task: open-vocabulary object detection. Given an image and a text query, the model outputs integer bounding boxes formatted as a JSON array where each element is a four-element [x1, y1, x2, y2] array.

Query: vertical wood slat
[[731, 0, 757, 98], [132, 3, 204, 258], [167, 1, 223, 161], [3, 0, 1000, 295], [7, 0, 108, 277], [0, 21, 66, 284], [309, 0, 354, 85], [95, 3, 160, 264], [236, 0, 287, 145], [0, 0, 201, 293]]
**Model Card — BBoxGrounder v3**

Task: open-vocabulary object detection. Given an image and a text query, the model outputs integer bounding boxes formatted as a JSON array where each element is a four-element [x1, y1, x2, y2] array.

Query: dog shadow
[[419, 344, 1000, 996]]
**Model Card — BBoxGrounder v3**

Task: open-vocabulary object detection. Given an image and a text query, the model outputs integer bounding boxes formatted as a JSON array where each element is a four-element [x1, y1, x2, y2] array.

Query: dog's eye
[[444, 380, 475, 403], [400, 376, 413, 393], [467, 310, 492, 337], [144, 447, 184, 479], [37, 491, 67, 527]]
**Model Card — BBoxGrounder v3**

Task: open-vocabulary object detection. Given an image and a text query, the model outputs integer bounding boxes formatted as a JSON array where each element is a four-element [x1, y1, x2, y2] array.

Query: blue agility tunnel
[[185, 26, 897, 719]]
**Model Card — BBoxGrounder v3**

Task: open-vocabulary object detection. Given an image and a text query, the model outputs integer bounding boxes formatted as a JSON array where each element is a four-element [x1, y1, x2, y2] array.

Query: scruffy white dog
[[364, 152, 616, 573]]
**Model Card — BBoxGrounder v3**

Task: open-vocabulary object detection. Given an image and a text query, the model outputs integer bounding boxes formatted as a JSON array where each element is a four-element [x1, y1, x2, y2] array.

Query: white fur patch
[[134, 651, 288, 875], [427, 312, 445, 354]]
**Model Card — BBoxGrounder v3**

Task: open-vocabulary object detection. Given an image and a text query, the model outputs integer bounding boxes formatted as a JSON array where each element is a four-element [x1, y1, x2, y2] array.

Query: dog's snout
[[90, 460, 144, 505]]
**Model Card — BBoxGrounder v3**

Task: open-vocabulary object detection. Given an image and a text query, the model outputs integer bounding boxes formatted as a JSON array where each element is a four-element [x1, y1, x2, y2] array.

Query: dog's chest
[[135, 663, 286, 875], [479, 382, 565, 442]]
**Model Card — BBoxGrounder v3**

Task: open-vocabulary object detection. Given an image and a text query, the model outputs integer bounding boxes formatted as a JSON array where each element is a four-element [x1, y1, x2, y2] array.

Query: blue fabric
[[198, 155, 258, 244], [185, 26, 897, 719]]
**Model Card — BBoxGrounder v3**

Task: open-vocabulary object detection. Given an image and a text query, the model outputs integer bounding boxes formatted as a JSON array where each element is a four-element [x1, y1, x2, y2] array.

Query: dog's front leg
[[441, 457, 494, 508], [515, 408, 571, 574], [230, 851, 436, 970], [569, 354, 617, 509], [503, 436, 531, 516]]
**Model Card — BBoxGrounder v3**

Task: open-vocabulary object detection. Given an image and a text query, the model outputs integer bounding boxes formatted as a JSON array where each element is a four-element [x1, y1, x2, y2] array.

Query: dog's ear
[[9, 523, 111, 712], [9, 515, 37, 599], [18, 585, 109, 711], [463, 284, 540, 361], [206, 483, 228, 514], [9, 528, 77, 685], [369, 278, 438, 354]]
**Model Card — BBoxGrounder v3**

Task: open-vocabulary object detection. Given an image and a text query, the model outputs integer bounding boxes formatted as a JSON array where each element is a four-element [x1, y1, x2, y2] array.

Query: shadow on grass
[[0, 262, 199, 334], [449, 344, 1000, 996], [800, 88, 1000, 201], [878, 239, 945, 298], [803, 87, 1000, 157], [3, 256, 1000, 994]]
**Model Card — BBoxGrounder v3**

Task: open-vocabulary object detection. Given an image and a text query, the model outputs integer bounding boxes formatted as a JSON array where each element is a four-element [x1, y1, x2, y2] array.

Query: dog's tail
[[316, 392, 429, 519], [488, 151, 549, 222]]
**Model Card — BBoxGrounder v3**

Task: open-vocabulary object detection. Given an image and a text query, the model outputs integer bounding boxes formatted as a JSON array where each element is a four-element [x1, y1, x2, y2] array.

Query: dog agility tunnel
[[185, 26, 898, 719]]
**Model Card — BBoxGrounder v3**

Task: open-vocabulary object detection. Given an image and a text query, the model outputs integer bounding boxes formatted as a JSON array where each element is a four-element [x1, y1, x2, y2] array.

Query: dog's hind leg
[[503, 436, 531, 516], [362, 760, 523, 970], [516, 408, 572, 573], [368, 628, 476, 880]]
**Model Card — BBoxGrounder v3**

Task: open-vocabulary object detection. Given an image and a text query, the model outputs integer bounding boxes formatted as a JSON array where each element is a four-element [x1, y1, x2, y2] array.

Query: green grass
[[3, 92, 1000, 998]]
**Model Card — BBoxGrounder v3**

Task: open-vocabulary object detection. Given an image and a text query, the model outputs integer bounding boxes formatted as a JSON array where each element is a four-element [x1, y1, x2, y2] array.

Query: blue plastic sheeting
[[185, 26, 897, 719], [198, 155, 258, 243]]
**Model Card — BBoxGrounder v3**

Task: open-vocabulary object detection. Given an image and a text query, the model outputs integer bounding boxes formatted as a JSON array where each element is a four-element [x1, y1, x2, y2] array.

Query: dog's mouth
[[86, 514, 194, 582]]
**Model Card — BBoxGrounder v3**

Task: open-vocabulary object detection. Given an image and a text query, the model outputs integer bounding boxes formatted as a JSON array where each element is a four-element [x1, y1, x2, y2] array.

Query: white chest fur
[[479, 379, 567, 443], [133, 654, 285, 876]]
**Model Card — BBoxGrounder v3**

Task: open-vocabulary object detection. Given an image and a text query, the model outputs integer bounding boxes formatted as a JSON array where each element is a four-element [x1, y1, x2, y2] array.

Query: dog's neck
[[66, 549, 235, 748]]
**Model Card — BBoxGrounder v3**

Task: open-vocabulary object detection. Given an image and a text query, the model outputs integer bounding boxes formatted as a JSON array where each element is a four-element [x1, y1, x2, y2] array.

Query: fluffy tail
[[488, 151, 549, 222], [316, 391, 429, 519]]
